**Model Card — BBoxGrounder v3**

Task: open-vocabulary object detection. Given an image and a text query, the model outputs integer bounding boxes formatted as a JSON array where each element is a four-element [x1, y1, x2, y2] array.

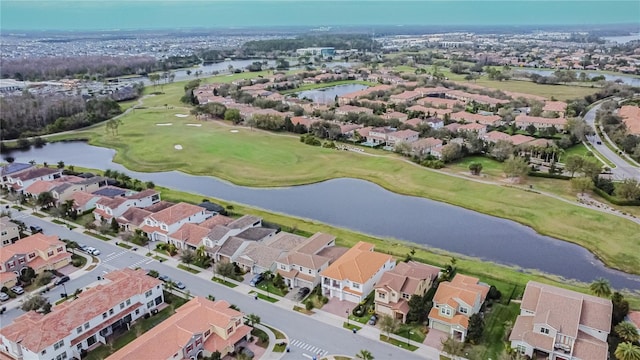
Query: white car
[[85, 247, 100, 256], [0, 292, 9, 301], [10, 286, 24, 295]]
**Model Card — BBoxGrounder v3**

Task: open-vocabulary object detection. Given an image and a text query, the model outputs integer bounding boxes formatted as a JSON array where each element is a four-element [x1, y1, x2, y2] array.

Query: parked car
[[297, 287, 311, 299], [249, 273, 264, 287], [85, 247, 100, 256], [10, 286, 24, 295], [54, 276, 70, 286], [368, 315, 378, 325], [0, 292, 9, 301], [175, 281, 186, 290], [77, 243, 88, 252], [29, 225, 43, 234], [158, 275, 169, 282]]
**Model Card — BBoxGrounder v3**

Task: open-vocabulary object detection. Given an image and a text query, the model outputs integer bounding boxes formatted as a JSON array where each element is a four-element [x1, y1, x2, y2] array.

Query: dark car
[[249, 273, 264, 287], [158, 275, 169, 282], [175, 281, 186, 290], [30, 225, 43, 234], [54, 276, 70, 286], [368, 315, 378, 325], [297, 287, 311, 299]]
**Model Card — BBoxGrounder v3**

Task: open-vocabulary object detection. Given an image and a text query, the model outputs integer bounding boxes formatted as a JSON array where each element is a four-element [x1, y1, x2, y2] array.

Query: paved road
[[1, 210, 426, 360], [583, 103, 640, 181]]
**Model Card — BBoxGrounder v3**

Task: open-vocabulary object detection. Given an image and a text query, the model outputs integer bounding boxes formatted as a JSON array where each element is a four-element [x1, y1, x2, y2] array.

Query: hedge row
[[593, 187, 640, 206]]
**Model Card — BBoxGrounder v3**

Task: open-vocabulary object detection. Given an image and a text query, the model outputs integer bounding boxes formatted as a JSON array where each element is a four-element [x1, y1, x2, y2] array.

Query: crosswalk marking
[[289, 339, 328, 357]]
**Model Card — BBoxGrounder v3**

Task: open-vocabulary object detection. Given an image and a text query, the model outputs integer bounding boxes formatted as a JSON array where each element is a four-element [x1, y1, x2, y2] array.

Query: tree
[[394, 141, 413, 156], [589, 277, 611, 298], [110, 218, 119, 233], [19, 267, 36, 284], [355, 349, 374, 360], [503, 156, 528, 179], [441, 143, 463, 163], [145, 181, 155, 189], [164, 280, 176, 295], [209, 351, 222, 360], [468, 162, 483, 176], [490, 140, 516, 162], [441, 336, 465, 358], [180, 249, 196, 268], [466, 313, 484, 344], [564, 155, 585, 178], [21, 294, 49, 312], [615, 342, 640, 360], [36, 191, 55, 209], [216, 262, 236, 281], [612, 292, 631, 326], [57, 160, 65, 169], [581, 160, 602, 180], [247, 313, 261, 326], [525, 124, 537, 136], [617, 178, 640, 201], [406, 294, 430, 324], [379, 314, 400, 338], [615, 321, 640, 343], [224, 109, 242, 124], [570, 177, 593, 195]]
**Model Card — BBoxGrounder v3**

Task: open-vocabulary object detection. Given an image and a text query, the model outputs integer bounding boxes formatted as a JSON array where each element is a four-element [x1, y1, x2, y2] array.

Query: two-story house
[[386, 129, 420, 146], [509, 281, 612, 360], [0, 216, 20, 247], [93, 189, 161, 222], [0, 233, 71, 288], [374, 261, 441, 323], [428, 274, 490, 342], [201, 215, 263, 255], [51, 176, 108, 204], [514, 115, 567, 131], [275, 232, 338, 289], [365, 127, 396, 146], [411, 137, 444, 158], [4, 167, 63, 193], [321, 241, 396, 303], [141, 202, 211, 242], [106, 297, 252, 360], [0, 269, 163, 360], [0, 163, 33, 187]]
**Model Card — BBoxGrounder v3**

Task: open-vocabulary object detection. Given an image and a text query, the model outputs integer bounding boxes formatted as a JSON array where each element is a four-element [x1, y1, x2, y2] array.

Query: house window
[[126, 299, 131, 306], [402, 293, 410, 300], [41, 350, 46, 355], [280, 265, 286, 270], [18, 258, 25, 264], [77, 343, 82, 350], [186, 344, 193, 353], [236, 319, 241, 326], [109, 308, 114, 315], [57, 247, 63, 252], [440, 307, 452, 316], [77, 326, 82, 334], [84, 322, 90, 329], [120, 302, 125, 309], [540, 327, 549, 335], [459, 307, 468, 314], [378, 292, 386, 299], [227, 327, 233, 334], [135, 309, 140, 315], [55, 352, 67, 360], [145, 290, 153, 297], [352, 283, 360, 289], [147, 301, 154, 308], [48, 250, 54, 256], [102, 312, 107, 319], [28, 253, 36, 259], [53, 340, 64, 350], [516, 345, 526, 354], [308, 269, 312, 274], [204, 330, 211, 337], [8, 262, 14, 269]]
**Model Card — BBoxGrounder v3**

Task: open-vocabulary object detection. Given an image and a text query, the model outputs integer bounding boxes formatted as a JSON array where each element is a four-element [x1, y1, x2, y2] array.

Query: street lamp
[[407, 330, 414, 347], [61, 283, 68, 299], [346, 309, 350, 326]]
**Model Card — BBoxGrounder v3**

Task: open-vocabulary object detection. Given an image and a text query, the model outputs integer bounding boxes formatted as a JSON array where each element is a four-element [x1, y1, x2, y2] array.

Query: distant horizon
[[1, 1, 639, 32]]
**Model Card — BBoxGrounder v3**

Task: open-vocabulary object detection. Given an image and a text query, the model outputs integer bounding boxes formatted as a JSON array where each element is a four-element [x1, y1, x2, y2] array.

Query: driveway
[[322, 297, 355, 320], [423, 328, 448, 350]]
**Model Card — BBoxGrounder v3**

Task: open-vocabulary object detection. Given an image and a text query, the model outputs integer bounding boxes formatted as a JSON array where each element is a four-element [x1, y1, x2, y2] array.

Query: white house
[[320, 241, 395, 303], [0, 269, 163, 360], [141, 202, 211, 242]]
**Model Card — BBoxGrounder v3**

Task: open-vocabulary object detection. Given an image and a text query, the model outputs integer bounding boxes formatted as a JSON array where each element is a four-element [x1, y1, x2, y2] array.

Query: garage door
[[343, 292, 360, 303], [431, 320, 451, 333]]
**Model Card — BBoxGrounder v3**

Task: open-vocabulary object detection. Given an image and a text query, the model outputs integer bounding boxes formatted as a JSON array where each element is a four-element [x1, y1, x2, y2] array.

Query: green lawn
[[177, 264, 200, 274], [250, 290, 279, 303], [478, 302, 521, 359], [117, 242, 132, 249], [343, 322, 362, 331], [379, 334, 418, 352], [394, 323, 427, 343], [83, 231, 110, 241], [257, 280, 288, 297], [211, 276, 239, 288]]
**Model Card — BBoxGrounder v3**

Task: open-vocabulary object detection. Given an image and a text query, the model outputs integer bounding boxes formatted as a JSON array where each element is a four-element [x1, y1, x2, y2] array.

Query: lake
[[5, 141, 640, 290], [297, 83, 369, 104], [515, 69, 640, 87]]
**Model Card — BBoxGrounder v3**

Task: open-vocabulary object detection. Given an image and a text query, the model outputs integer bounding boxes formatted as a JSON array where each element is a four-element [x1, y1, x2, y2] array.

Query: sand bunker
[[174, 145, 183, 150], [175, 114, 189, 118], [156, 123, 173, 126], [230, 130, 239, 133], [186, 124, 202, 127]]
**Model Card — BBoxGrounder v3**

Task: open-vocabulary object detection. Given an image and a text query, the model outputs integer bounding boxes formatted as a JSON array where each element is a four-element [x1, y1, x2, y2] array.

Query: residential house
[[428, 274, 490, 342], [338, 123, 363, 137], [404, 118, 424, 128], [335, 105, 374, 116], [93, 189, 161, 222], [51, 176, 108, 204], [618, 105, 640, 135], [0, 269, 163, 360], [407, 105, 452, 117], [236, 231, 312, 275], [0, 163, 33, 187], [515, 115, 567, 131], [366, 127, 396, 145], [201, 216, 263, 258], [382, 111, 409, 122], [141, 202, 211, 242], [387, 129, 420, 146], [411, 137, 444, 158], [389, 91, 422, 104], [107, 297, 251, 360], [0, 217, 20, 247], [509, 281, 612, 360], [457, 123, 487, 136], [375, 261, 441, 322], [321, 241, 396, 303], [214, 227, 277, 264], [69, 191, 101, 214], [3, 167, 63, 193], [417, 97, 461, 109], [483, 131, 512, 143], [543, 101, 568, 117], [450, 111, 502, 127], [290, 116, 320, 129], [116, 207, 152, 233], [92, 186, 132, 198], [424, 117, 445, 130], [0, 233, 71, 288], [275, 232, 337, 289]]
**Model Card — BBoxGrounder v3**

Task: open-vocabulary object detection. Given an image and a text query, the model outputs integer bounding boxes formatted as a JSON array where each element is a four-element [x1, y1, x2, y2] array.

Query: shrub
[[421, 159, 445, 169], [36, 273, 53, 286], [72, 258, 83, 267], [156, 243, 167, 251], [305, 301, 315, 311], [321, 296, 329, 304]]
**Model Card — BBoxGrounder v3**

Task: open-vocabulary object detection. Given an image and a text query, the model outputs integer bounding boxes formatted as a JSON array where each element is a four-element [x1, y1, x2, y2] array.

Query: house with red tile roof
[[337, 123, 363, 137], [543, 101, 568, 117], [389, 90, 422, 103], [320, 241, 396, 303], [509, 281, 612, 360], [141, 202, 211, 242], [0, 163, 33, 187], [418, 97, 461, 109], [382, 111, 409, 122], [107, 297, 251, 360], [458, 123, 488, 136], [365, 127, 396, 145], [93, 189, 161, 222], [275, 232, 338, 289], [335, 105, 374, 116], [515, 115, 567, 131], [0, 233, 71, 288], [618, 105, 640, 135], [428, 274, 490, 342], [68, 191, 102, 214], [0, 269, 163, 360], [404, 118, 424, 128], [0, 217, 20, 248], [450, 111, 502, 126], [3, 167, 63, 193], [484, 130, 512, 143], [387, 129, 420, 146], [407, 105, 452, 117], [411, 137, 444, 158], [375, 261, 440, 323], [290, 116, 320, 129], [169, 222, 218, 251]]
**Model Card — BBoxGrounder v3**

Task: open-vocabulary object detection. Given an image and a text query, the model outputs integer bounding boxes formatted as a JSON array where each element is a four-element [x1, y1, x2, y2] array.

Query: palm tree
[[246, 313, 261, 326], [615, 342, 640, 360], [355, 349, 374, 360], [615, 321, 640, 343], [164, 280, 176, 295], [589, 278, 612, 298]]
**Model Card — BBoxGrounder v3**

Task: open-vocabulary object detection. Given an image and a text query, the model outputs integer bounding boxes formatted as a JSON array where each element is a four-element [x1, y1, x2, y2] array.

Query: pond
[[297, 83, 369, 104], [6, 141, 640, 291], [515, 69, 640, 87]]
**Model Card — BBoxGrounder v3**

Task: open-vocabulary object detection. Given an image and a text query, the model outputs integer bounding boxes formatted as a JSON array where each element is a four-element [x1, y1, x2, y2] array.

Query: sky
[[1, 1, 639, 31]]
